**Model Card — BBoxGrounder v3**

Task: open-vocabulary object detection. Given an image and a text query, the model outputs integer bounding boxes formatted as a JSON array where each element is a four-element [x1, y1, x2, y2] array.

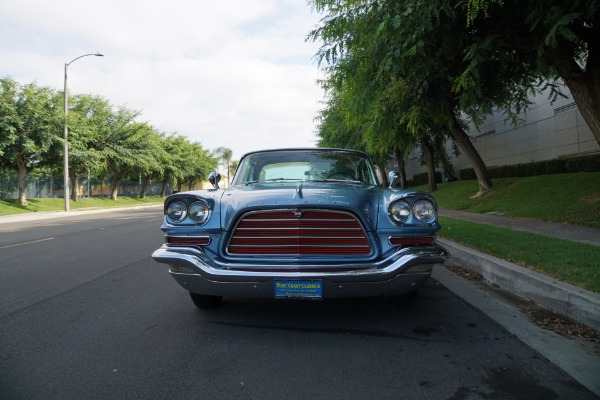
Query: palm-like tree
[[213, 146, 233, 186]]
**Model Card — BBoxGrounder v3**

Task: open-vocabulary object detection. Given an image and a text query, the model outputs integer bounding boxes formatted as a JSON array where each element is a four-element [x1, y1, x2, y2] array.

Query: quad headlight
[[166, 200, 187, 223], [188, 200, 210, 225], [413, 199, 436, 223], [388, 200, 412, 223], [388, 198, 436, 224], [166, 198, 212, 225]]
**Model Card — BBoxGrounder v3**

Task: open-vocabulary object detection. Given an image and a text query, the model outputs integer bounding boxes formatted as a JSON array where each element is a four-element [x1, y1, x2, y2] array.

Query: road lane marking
[[0, 237, 56, 249]]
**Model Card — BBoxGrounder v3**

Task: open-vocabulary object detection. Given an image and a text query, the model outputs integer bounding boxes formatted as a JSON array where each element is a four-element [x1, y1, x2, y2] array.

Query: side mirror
[[208, 171, 221, 189], [388, 171, 399, 188]]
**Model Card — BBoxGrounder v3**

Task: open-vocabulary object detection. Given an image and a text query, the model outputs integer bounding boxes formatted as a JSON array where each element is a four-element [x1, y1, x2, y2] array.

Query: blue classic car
[[152, 148, 448, 308]]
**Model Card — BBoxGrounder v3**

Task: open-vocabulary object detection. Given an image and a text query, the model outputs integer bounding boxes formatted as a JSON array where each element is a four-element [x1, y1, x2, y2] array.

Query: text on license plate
[[274, 280, 322, 300]]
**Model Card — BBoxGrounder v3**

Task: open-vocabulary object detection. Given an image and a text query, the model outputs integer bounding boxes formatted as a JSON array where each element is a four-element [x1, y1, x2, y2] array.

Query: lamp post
[[63, 52, 104, 211]]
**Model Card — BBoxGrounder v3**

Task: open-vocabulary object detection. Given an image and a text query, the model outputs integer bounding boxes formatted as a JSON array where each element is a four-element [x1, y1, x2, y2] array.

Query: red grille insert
[[167, 236, 210, 246], [227, 209, 371, 256], [389, 236, 434, 246]]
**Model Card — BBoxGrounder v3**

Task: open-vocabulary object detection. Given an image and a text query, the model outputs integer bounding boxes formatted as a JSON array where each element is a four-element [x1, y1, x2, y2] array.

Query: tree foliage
[[309, 0, 599, 196], [464, 0, 600, 145], [213, 146, 233, 186], [0, 78, 61, 204], [0, 77, 215, 204]]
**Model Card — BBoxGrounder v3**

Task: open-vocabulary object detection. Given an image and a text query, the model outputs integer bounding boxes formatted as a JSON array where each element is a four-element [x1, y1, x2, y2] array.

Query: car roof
[[239, 148, 370, 159]]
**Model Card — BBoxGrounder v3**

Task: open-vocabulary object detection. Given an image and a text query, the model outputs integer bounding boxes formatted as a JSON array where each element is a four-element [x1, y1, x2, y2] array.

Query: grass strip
[[438, 216, 600, 293], [417, 172, 600, 228], [0, 196, 163, 216]]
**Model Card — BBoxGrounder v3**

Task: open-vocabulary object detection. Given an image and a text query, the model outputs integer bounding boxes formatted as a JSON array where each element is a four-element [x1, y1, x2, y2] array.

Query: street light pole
[[63, 52, 104, 211]]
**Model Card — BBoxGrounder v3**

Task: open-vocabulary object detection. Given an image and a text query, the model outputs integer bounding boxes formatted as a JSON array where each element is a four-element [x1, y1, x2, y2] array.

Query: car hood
[[218, 182, 382, 231]]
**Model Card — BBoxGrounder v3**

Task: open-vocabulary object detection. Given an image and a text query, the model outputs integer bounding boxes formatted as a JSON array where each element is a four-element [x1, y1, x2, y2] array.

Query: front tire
[[189, 293, 223, 309]]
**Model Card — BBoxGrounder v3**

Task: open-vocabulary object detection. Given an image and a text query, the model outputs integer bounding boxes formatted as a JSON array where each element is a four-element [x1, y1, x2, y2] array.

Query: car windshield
[[231, 149, 380, 186]]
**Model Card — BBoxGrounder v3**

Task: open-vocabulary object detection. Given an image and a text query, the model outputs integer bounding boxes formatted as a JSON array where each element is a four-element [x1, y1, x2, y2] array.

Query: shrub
[[412, 171, 442, 186], [458, 154, 600, 180], [565, 154, 600, 173]]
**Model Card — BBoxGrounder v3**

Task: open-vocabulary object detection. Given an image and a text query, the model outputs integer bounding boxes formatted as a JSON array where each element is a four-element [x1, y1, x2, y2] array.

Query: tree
[[67, 94, 111, 201], [158, 134, 187, 196], [229, 160, 239, 179], [0, 79, 61, 205], [182, 143, 216, 191], [136, 130, 168, 199], [98, 106, 155, 201], [464, 0, 600, 146], [213, 146, 233, 186], [309, 0, 567, 196]]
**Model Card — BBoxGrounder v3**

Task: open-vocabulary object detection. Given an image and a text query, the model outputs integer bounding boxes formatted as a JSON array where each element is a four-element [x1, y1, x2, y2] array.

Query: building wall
[[404, 85, 600, 179]]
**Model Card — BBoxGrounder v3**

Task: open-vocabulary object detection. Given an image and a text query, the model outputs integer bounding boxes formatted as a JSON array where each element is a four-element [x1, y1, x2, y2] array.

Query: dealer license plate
[[274, 280, 323, 300]]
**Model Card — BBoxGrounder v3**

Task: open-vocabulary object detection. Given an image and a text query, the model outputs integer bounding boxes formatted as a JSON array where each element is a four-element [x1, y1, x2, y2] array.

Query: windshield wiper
[[245, 178, 303, 186], [311, 179, 363, 185]]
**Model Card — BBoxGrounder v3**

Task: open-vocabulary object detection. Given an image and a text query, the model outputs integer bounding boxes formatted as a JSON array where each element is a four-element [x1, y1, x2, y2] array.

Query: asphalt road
[[0, 207, 596, 400]]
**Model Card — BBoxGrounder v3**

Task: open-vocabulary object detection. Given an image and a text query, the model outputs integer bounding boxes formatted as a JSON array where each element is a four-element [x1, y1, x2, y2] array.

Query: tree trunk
[[546, 35, 600, 145], [109, 168, 130, 201], [394, 149, 408, 189], [447, 112, 493, 196], [377, 164, 389, 186], [110, 172, 125, 201], [551, 45, 600, 146], [70, 173, 81, 202], [420, 137, 438, 193], [49, 169, 54, 198], [110, 182, 119, 201], [160, 180, 168, 197], [140, 176, 150, 199], [16, 156, 28, 206]]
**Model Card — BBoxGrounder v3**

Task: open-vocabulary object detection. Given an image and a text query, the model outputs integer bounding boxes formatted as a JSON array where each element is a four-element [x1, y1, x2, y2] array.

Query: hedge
[[458, 154, 600, 180]]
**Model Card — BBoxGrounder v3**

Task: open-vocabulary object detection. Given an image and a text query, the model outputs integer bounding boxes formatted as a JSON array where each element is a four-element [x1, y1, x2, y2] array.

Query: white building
[[404, 85, 599, 179]]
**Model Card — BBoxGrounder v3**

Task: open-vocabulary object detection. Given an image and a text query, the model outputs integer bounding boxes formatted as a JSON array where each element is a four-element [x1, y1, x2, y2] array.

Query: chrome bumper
[[152, 245, 449, 298]]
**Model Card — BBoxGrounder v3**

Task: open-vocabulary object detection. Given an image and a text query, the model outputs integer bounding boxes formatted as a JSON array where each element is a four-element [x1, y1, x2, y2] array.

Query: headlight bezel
[[188, 200, 211, 225], [166, 200, 188, 223], [413, 199, 436, 223], [388, 200, 412, 224], [388, 197, 437, 225], [165, 196, 213, 225]]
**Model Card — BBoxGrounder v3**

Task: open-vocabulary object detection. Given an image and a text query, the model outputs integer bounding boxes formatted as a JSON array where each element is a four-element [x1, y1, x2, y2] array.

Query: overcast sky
[[0, 0, 325, 162]]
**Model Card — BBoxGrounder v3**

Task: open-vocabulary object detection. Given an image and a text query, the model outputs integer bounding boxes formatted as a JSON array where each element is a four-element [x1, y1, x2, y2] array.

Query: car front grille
[[227, 209, 372, 256]]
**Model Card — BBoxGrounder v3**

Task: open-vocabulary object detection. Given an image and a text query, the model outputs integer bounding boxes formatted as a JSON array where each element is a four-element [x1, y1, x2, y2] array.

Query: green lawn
[[414, 172, 600, 292], [438, 216, 600, 293], [0, 196, 163, 215], [417, 172, 600, 228]]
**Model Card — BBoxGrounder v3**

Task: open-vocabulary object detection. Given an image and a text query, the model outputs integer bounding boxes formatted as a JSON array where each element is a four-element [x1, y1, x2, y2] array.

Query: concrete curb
[[432, 266, 600, 397], [439, 238, 600, 331]]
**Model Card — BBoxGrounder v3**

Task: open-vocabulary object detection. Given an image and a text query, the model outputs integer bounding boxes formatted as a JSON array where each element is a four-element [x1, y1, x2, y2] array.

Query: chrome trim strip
[[231, 235, 366, 239], [229, 244, 370, 248], [235, 227, 363, 230], [239, 218, 356, 222], [152, 244, 449, 281]]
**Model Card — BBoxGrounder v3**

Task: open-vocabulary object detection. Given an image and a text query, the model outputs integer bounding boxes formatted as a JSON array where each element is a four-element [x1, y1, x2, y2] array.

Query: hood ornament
[[294, 183, 303, 199]]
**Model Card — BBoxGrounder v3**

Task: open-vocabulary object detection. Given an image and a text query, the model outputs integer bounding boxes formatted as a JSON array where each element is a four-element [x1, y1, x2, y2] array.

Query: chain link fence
[[0, 172, 170, 200]]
